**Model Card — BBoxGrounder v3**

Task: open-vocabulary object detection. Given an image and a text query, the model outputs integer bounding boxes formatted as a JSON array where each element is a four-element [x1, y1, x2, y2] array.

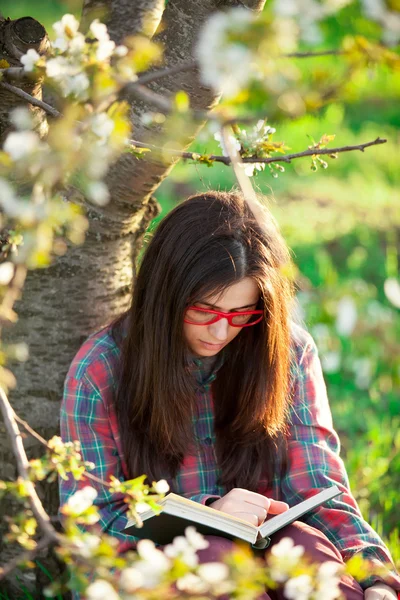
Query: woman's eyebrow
[[199, 301, 258, 311]]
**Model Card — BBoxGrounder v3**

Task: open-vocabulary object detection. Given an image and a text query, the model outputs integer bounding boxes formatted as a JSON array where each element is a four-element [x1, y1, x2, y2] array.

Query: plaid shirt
[[59, 322, 400, 590]]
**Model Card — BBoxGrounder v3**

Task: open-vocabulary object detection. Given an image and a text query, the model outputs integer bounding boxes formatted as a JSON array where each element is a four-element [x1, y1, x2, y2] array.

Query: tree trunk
[[0, 1, 266, 596]]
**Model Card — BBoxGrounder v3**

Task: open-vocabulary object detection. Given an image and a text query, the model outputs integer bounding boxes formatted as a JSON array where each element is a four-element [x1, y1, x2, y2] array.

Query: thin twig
[[0, 66, 29, 80], [136, 61, 197, 85], [13, 415, 112, 487], [14, 414, 49, 446], [285, 49, 344, 58], [0, 536, 53, 580], [14, 419, 103, 480], [129, 136, 387, 166], [0, 48, 343, 82], [0, 81, 61, 118], [0, 387, 63, 562]]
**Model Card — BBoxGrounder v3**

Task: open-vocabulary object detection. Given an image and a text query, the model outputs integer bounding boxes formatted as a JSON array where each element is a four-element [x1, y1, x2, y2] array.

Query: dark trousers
[[195, 521, 364, 599]]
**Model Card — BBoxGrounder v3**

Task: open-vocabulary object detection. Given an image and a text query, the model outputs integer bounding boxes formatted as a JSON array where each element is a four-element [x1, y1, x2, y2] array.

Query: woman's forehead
[[199, 277, 260, 309]]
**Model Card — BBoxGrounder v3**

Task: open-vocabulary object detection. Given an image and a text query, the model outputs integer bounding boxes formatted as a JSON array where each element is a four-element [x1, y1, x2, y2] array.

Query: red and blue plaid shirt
[[59, 321, 400, 590]]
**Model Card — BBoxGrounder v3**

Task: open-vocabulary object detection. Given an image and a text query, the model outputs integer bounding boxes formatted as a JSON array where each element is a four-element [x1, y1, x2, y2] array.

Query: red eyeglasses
[[184, 306, 264, 327]]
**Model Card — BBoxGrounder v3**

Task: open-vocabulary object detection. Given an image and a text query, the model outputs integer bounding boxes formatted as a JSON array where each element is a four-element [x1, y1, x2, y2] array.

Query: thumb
[[268, 499, 289, 515]]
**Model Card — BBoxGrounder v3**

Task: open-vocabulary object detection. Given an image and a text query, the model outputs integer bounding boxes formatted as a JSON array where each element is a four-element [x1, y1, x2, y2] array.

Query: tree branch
[[0, 387, 63, 565], [285, 49, 344, 58], [136, 61, 197, 86], [129, 136, 387, 165], [13, 413, 112, 488], [0, 536, 53, 580], [0, 81, 60, 118]]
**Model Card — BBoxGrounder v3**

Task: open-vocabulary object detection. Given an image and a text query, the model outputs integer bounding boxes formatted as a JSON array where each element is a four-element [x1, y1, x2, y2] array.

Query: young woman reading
[[59, 191, 400, 599]]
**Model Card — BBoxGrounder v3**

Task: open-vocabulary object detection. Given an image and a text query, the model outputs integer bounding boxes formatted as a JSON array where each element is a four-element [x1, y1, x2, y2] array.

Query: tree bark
[[0, 16, 49, 143], [0, 0, 266, 595]]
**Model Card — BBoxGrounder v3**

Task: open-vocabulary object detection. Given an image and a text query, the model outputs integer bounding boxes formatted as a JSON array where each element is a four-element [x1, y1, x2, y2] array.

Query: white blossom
[[196, 9, 255, 98], [4, 131, 39, 160], [134, 542, 170, 588], [45, 57, 89, 99], [10, 107, 34, 131], [184, 526, 209, 551], [52, 37, 68, 53], [87, 181, 110, 206], [90, 19, 116, 61], [119, 567, 144, 592], [335, 296, 357, 336], [114, 45, 128, 57], [214, 131, 241, 156], [14, 343, 29, 362], [136, 540, 169, 568], [0, 179, 17, 211], [86, 146, 111, 179], [85, 579, 120, 600], [268, 537, 305, 583], [198, 562, 229, 584], [53, 31, 85, 54], [135, 501, 150, 513], [164, 534, 199, 568], [315, 561, 342, 600], [153, 479, 170, 494], [244, 162, 265, 177], [53, 14, 80, 39], [90, 19, 109, 41], [68, 33, 86, 55], [96, 38, 116, 61], [61, 72, 90, 99], [91, 113, 115, 141], [66, 485, 97, 514], [45, 56, 71, 79], [20, 48, 40, 72], [73, 533, 100, 558], [176, 573, 208, 593], [284, 574, 313, 600], [384, 278, 400, 309], [0, 262, 15, 286], [0, 178, 35, 220]]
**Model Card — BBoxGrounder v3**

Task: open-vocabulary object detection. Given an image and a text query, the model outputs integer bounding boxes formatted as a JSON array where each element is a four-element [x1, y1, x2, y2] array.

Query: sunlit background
[[2, 0, 399, 582]]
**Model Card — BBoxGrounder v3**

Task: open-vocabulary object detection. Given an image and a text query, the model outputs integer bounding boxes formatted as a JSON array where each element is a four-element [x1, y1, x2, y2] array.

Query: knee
[[196, 535, 237, 563], [270, 520, 343, 563]]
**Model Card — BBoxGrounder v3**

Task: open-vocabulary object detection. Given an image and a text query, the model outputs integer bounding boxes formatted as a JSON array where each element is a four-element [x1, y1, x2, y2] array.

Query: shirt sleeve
[[59, 374, 219, 552], [59, 374, 137, 553], [282, 336, 400, 591]]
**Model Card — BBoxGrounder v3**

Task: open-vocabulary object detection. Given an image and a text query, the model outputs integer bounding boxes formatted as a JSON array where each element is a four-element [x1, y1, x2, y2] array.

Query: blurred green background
[[2, 0, 399, 592]]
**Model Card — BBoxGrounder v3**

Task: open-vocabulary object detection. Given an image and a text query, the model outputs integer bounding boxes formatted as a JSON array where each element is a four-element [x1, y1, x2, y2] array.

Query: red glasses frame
[[184, 306, 264, 327]]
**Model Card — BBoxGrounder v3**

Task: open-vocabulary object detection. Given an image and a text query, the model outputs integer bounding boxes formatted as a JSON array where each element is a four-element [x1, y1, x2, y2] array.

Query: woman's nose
[[208, 318, 230, 341]]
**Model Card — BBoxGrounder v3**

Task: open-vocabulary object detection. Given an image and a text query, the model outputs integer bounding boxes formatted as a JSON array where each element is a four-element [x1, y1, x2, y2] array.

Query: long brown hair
[[112, 191, 295, 490]]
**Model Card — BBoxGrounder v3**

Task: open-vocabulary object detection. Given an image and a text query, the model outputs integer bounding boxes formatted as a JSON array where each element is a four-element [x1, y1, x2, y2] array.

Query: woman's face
[[183, 277, 260, 357]]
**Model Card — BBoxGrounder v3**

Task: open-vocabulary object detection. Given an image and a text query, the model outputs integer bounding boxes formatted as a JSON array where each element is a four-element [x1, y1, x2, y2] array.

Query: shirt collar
[[188, 350, 226, 386]]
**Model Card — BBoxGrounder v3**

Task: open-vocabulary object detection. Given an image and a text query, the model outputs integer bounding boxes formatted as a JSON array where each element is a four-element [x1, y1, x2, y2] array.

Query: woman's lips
[[199, 340, 225, 350]]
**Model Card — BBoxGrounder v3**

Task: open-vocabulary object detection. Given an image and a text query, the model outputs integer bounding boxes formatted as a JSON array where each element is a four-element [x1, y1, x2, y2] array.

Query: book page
[[259, 486, 341, 538]]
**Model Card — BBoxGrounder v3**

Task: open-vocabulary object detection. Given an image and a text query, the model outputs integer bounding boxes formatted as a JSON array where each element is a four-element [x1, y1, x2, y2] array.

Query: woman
[[59, 190, 399, 599]]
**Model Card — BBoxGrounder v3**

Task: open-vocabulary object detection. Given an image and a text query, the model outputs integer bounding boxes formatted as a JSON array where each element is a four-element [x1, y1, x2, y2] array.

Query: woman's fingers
[[208, 489, 289, 523], [231, 511, 260, 526], [267, 499, 289, 514]]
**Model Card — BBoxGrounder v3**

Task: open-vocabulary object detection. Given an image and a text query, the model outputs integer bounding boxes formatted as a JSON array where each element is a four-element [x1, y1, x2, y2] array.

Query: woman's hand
[[208, 488, 289, 526], [364, 583, 398, 599]]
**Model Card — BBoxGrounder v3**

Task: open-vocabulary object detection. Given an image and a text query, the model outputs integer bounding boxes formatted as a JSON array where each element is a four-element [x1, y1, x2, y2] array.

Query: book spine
[[252, 536, 271, 550]]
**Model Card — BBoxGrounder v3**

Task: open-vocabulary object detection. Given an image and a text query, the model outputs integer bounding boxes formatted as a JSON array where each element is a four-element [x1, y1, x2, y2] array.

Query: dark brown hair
[[112, 190, 295, 490]]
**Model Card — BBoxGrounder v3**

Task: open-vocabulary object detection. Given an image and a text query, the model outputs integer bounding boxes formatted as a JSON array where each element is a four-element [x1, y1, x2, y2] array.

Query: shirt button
[[204, 437, 213, 446]]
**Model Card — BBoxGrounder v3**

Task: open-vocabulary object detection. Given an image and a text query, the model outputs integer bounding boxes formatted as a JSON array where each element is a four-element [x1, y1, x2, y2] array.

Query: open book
[[122, 485, 341, 549]]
